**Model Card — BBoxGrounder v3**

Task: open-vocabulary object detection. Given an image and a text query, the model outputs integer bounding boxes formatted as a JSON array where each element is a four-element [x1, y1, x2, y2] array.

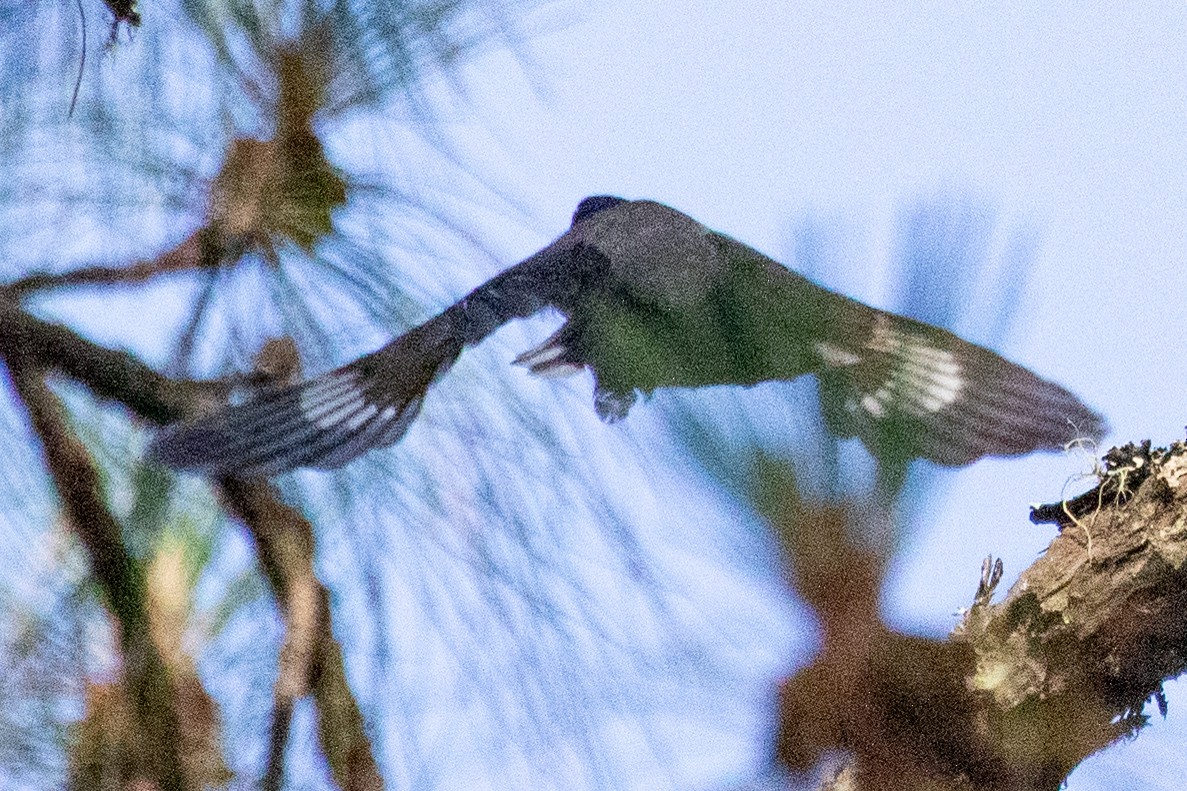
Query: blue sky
[[427, 1, 1187, 787]]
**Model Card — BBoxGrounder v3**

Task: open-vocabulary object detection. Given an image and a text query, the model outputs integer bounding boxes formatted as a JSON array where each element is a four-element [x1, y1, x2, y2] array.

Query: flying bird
[[152, 197, 1106, 476]]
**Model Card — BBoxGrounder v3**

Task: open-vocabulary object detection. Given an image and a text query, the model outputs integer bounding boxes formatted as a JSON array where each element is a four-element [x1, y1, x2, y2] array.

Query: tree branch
[[8, 357, 189, 791], [775, 440, 1187, 791], [3, 230, 210, 298], [220, 478, 383, 791], [0, 294, 207, 424], [0, 291, 379, 788]]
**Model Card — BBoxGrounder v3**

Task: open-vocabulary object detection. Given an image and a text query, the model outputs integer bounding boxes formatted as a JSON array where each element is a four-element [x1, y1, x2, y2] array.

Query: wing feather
[[817, 314, 1105, 466]]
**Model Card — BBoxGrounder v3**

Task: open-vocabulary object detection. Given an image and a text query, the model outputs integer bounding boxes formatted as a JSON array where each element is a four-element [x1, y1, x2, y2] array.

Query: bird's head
[[571, 195, 628, 226]]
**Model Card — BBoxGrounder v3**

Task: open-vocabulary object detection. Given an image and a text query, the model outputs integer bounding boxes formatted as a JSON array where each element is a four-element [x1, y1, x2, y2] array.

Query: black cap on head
[[572, 195, 627, 225]]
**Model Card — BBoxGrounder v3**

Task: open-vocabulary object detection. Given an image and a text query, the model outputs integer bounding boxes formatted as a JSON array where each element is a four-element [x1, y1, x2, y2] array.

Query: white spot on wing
[[861, 394, 887, 418], [901, 344, 963, 411], [814, 341, 862, 367], [299, 371, 367, 430], [376, 398, 422, 444], [301, 371, 358, 403], [342, 403, 378, 432], [303, 394, 365, 430]]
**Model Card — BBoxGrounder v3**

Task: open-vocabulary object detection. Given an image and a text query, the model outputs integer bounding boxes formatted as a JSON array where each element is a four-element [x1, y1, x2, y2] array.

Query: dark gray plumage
[[152, 197, 1106, 475]]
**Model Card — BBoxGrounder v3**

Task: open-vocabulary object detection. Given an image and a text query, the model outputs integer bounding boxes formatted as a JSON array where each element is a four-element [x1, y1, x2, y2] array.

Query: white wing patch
[[860, 393, 887, 418], [299, 371, 365, 429], [814, 341, 862, 367], [342, 403, 379, 432], [862, 315, 965, 418]]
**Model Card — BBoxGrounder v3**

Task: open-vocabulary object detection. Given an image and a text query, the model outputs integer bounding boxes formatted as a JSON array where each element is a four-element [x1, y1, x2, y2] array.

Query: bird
[[151, 196, 1106, 476]]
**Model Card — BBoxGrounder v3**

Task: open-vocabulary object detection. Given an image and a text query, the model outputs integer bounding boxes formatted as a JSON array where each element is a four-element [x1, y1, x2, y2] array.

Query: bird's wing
[[152, 236, 583, 476], [690, 233, 1106, 465], [810, 304, 1106, 465], [151, 320, 462, 476]]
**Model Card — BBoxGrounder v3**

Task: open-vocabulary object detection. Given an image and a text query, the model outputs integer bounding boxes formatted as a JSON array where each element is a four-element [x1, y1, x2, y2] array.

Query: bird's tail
[[814, 312, 1106, 466], [151, 316, 464, 476]]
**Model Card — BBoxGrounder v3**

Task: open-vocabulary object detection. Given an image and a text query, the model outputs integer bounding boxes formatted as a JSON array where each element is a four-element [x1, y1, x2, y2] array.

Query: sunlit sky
[[432, 2, 1187, 787]]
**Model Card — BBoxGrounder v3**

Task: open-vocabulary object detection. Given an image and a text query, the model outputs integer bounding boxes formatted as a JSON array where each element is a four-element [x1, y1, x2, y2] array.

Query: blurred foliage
[[0, 554, 93, 788]]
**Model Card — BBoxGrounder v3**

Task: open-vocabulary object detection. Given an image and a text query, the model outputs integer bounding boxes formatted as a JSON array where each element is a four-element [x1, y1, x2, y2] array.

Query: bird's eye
[[572, 195, 627, 225]]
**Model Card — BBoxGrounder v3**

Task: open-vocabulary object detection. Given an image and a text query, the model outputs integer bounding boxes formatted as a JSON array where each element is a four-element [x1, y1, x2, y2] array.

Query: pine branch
[[0, 289, 380, 788], [4, 230, 210, 298], [0, 293, 208, 424]]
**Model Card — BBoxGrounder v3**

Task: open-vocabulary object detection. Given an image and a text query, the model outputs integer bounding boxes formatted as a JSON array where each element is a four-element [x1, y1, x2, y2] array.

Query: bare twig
[[220, 478, 383, 791], [4, 230, 210, 298]]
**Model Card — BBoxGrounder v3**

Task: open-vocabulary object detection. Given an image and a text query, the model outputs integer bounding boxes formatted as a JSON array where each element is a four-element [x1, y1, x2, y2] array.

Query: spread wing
[[152, 236, 586, 476], [810, 306, 1106, 465], [151, 325, 460, 476]]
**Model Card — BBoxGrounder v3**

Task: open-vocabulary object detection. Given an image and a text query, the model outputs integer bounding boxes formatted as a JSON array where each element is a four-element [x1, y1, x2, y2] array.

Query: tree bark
[[778, 440, 1187, 791]]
